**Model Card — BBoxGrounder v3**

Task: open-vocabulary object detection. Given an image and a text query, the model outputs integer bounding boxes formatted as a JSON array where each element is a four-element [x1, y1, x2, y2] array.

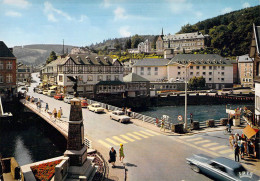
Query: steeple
[[161, 28, 164, 36]]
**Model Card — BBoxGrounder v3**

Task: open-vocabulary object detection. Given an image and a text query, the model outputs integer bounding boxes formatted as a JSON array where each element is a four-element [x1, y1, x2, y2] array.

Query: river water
[[138, 104, 254, 124]]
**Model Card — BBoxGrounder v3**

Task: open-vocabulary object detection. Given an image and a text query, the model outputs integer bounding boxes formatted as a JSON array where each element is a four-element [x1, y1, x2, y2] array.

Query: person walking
[[59, 107, 63, 117], [109, 147, 117, 168], [119, 143, 125, 163], [45, 103, 49, 112], [160, 119, 165, 132], [234, 143, 240, 162], [240, 141, 245, 159], [229, 135, 234, 148], [53, 108, 57, 120]]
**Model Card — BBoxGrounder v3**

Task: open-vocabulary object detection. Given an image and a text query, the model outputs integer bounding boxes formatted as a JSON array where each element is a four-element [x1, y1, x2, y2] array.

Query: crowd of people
[[229, 133, 256, 162]]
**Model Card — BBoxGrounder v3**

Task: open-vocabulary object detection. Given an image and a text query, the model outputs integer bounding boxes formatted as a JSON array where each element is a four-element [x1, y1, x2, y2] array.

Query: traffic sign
[[178, 115, 183, 121]]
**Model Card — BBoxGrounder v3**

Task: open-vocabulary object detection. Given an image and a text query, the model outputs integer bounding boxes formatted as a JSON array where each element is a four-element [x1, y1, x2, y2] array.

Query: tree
[[124, 39, 132, 50], [188, 76, 206, 90], [131, 34, 143, 48], [46, 51, 57, 64]]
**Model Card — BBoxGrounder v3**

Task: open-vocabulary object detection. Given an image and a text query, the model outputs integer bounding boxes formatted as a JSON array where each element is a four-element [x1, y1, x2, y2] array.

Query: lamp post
[[184, 65, 188, 130]]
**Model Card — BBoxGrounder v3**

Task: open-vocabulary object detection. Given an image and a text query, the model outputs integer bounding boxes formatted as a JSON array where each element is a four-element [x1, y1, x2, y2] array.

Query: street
[[22, 72, 254, 181]]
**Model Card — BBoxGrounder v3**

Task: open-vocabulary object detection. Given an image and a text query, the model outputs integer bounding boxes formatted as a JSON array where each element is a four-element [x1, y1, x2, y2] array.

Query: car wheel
[[191, 165, 200, 173]]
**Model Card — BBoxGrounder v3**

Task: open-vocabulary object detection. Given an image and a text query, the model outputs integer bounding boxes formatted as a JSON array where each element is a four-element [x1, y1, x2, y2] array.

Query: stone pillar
[[64, 98, 88, 166]]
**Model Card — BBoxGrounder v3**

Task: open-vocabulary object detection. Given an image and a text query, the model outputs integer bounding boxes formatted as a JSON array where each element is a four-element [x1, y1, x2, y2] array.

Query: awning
[[243, 125, 259, 139], [49, 86, 57, 90]]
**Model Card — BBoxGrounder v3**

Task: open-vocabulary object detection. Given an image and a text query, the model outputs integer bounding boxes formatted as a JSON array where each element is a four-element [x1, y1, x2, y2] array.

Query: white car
[[43, 90, 48, 95], [88, 103, 104, 113], [18, 87, 27, 94], [64, 95, 74, 104], [110, 110, 130, 123]]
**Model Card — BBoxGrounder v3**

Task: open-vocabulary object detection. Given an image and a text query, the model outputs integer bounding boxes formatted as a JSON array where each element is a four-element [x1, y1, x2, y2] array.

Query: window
[[141, 67, 144, 75], [203, 66, 206, 70], [196, 66, 199, 70], [221, 78, 224, 82], [115, 75, 119, 81], [221, 72, 224, 76], [190, 66, 193, 69], [155, 67, 158, 75], [178, 66, 181, 69], [214, 66, 217, 70], [209, 72, 212, 75], [178, 72, 181, 75], [190, 72, 193, 75], [202, 72, 206, 75], [59, 75, 63, 82], [147, 67, 151, 75], [196, 72, 200, 76], [0, 74, 3, 83], [106, 75, 111, 81], [210, 162, 227, 173], [209, 66, 212, 70], [209, 78, 212, 81], [6, 74, 12, 83], [221, 66, 225, 70], [87, 75, 93, 81], [98, 75, 103, 81], [7, 62, 12, 69], [0, 62, 3, 70]]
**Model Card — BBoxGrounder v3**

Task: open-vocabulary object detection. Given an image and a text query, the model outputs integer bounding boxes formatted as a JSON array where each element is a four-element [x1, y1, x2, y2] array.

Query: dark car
[[186, 154, 259, 181], [54, 93, 64, 100]]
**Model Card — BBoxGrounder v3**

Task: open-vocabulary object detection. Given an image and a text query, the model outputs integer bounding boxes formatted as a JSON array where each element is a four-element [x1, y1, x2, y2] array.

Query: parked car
[[47, 90, 56, 97], [64, 95, 74, 104], [207, 89, 217, 93], [54, 93, 64, 100], [186, 154, 259, 181], [37, 89, 43, 94], [18, 87, 27, 94], [43, 90, 48, 95], [81, 100, 88, 108], [88, 103, 104, 113], [110, 110, 130, 123]]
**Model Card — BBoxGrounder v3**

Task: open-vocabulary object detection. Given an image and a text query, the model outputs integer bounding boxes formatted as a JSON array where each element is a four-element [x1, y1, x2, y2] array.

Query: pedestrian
[[45, 103, 49, 112], [119, 143, 125, 163], [234, 143, 240, 162], [234, 133, 239, 143], [57, 109, 61, 120], [127, 108, 132, 117], [229, 135, 234, 148], [38, 100, 41, 111], [124, 107, 128, 115], [53, 108, 57, 120], [240, 141, 245, 159], [122, 107, 125, 112], [59, 107, 63, 117], [160, 119, 165, 132], [109, 147, 117, 168], [33, 87, 35, 92], [155, 117, 159, 126]]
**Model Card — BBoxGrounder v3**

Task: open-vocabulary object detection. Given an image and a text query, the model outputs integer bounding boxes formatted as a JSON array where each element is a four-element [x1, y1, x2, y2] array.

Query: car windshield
[[21, 88, 26, 90], [118, 112, 124, 115], [234, 166, 247, 176]]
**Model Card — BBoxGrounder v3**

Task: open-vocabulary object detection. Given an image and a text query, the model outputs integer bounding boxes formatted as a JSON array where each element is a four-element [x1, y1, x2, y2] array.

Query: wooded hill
[[178, 5, 260, 56]]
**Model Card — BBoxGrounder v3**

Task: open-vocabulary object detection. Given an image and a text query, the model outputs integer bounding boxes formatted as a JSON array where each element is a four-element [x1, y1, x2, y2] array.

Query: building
[[162, 31, 208, 53], [56, 54, 124, 98], [237, 54, 254, 87], [123, 73, 150, 97], [138, 39, 151, 53], [249, 24, 260, 126], [70, 47, 92, 54], [123, 61, 134, 76], [0, 41, 17, 97], [132, 58, 170, 82], [17, 63, 32, 83], [168, 54, 233, 89], [156, 28, 164, 54]]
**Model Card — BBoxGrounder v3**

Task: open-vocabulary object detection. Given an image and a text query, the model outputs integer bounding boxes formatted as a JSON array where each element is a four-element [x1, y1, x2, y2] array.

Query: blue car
[[186, 154, 259, 181]]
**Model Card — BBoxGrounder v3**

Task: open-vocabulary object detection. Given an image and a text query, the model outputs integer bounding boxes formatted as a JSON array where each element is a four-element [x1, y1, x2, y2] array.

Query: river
[[138, 103, 254, 124]]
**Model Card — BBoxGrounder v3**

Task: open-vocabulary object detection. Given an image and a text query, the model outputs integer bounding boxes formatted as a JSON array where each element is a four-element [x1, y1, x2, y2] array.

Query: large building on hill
[[156, 29, 164, 54], [138, 39, 151, 53], [0, 41, 17, 97]]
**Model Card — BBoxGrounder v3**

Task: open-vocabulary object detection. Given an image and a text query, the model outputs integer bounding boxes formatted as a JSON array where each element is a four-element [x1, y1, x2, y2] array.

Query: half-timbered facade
[[56, 54, 124, 98]]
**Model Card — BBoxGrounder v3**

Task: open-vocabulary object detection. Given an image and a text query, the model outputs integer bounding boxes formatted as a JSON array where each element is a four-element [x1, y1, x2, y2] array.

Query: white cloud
[[168, 0, 193, 14], [43, 1, 87, 23], [5, 10, 22, 17], [119, 26, 131, 37], [102, 0, 111, 8], [221, 7, 233, 14], [195, 11, 203, 18], [114, 7, 127, 20], [3, 0, 30, 8], [242, 2, 250, 8]]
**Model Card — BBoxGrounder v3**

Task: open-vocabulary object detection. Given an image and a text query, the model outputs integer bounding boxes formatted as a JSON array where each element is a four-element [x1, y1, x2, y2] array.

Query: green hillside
[[178, 5, 260, 56]]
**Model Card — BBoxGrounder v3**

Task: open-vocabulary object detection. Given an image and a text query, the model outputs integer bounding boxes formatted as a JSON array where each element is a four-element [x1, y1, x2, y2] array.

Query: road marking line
[[98, 140, 111, 148], [175, 138, 220, 157], [145, 130, 160, 135], [105, 138, 120, 146], [186, 137, 202, 142], [140, 131, 154, 136], [112, 136, 128, 144], [202, 143, 219, 147], [194, 140, 210, 144], [133, 132, 148, 138], [219, 149, 233, 154], [127, 133, 142, 140], [120, 135, 135, 142], [210, 145, 228, 151]]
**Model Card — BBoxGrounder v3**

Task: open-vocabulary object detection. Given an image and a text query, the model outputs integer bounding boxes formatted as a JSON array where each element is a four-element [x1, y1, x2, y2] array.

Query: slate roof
[[132, 58, 170, 67], [168, 54, 232, 65], [254, 25, 260, 55], [123, 73, 149, 82], [96, 81, 125, 85], [0, 41, 15, 58], [68, 54, 116, 66], [237, 54, 253, 63]]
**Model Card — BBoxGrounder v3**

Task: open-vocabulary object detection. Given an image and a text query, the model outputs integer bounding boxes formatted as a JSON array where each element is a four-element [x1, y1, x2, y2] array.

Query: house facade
[[156, 30, 164, 54], [237, 54, 254, 87], [138, 39, 151, 53], [167, 54, 233, 89], [17, 63, 32, 83], [0, 41, 17, 97]]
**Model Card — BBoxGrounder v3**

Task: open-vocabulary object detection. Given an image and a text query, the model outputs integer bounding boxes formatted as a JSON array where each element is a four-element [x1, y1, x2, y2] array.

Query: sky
[[0, 0, 259, 47]]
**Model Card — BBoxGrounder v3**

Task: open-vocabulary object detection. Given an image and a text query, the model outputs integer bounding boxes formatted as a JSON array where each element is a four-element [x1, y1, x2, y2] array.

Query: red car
[[81, 100, 88, 108], [54, 94, 64, 100]]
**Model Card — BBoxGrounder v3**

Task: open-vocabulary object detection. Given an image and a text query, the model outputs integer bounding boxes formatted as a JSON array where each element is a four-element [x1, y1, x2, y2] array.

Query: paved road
[[23, 73, 251, 181]]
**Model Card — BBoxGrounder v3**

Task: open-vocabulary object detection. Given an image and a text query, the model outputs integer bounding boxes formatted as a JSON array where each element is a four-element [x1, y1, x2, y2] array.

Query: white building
[[138, 39, 151, 53]]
